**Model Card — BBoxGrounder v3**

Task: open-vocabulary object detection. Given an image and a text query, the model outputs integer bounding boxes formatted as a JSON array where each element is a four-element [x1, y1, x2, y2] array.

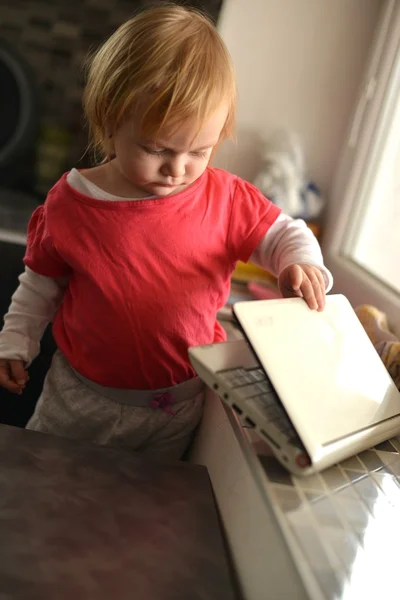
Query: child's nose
[[162, 156, 186, 179]]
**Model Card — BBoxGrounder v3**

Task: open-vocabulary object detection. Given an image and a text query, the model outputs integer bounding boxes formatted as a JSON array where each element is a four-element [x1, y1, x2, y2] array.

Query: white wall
[[214, 0, 382, 197]]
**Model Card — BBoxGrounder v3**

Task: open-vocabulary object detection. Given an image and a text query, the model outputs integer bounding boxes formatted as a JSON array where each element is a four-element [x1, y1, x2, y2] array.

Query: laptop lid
[[233, 295, 400, 460]]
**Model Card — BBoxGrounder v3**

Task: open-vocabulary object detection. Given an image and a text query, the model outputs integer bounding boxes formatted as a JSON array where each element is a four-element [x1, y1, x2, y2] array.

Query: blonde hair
[[83, 4, 236, 161]]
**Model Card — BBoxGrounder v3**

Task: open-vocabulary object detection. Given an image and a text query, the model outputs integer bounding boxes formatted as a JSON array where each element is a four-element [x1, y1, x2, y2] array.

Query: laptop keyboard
[[217, 366, 302, 446]]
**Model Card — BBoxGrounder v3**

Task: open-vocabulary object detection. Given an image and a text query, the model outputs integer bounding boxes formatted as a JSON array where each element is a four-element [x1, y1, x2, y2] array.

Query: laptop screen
[[234, 295, 400, 458]]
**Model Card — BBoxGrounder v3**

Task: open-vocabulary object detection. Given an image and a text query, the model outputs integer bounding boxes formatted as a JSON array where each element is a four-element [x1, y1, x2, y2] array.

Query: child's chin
[[149, 184, 181, 196]]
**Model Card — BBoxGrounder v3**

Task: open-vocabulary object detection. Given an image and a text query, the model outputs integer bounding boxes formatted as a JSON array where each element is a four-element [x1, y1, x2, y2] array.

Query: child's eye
[[189, 150, 208, 158], [142, 145, 208, 158], [143, 147, 166, 156]]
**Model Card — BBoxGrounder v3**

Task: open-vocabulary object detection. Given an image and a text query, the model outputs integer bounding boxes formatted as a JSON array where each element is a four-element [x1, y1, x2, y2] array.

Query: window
[[323, 0, 400, 335]]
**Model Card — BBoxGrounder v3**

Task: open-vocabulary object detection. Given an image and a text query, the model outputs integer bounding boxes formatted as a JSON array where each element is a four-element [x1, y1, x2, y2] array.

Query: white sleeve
[[250, 214, 333, 291], [0, 267, 68, 365]]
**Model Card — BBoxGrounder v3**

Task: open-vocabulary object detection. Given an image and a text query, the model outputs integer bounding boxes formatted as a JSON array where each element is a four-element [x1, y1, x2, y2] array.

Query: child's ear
[[103, 129, 115, 162], [106, 119, 116, 139]]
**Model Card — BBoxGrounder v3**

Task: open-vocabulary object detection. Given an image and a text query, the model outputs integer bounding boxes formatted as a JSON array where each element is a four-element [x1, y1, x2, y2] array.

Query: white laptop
[[189, 294, 400, 475]]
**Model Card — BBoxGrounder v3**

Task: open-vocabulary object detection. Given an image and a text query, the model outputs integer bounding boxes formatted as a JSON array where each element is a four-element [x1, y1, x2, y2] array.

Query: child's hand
[[278, 264, 326, 311], [0, 359, 29, 395]]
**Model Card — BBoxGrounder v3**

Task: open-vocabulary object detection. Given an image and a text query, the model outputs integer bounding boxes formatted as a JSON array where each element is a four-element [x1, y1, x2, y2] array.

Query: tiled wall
[[0, 0, 223, 193]]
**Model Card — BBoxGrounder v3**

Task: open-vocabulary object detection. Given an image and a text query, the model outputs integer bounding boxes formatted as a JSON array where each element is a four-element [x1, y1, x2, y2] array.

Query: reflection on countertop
[[244, 423, 400, 599]]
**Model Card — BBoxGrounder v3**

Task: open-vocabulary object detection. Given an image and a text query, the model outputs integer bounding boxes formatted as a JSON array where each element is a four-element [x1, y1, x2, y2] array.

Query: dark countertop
[[0, 425, 237, 600]]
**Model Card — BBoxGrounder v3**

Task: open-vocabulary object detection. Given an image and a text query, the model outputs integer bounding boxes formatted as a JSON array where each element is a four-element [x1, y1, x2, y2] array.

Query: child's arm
[[0, 267, 68, 394], [251, 214, 332, 311]]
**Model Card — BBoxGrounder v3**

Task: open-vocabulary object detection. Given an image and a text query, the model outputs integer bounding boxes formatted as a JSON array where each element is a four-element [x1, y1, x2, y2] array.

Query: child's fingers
[[279, 265, 326, 311], [287, 264, 303, 291], [279, 265, 303, 298], [9, 360, 29, 386], [0, 362, 24, 394], [300, 266, 326, 311], [298, 275, 319, 310], [313, 269, 326, 311]]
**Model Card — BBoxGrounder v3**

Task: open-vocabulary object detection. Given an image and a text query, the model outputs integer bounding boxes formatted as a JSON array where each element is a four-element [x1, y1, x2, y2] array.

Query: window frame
[[322, 0, 400, 335]]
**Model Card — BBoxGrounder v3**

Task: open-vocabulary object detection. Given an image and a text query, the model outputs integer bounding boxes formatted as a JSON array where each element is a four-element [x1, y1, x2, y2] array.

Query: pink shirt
[[24, 167, 281, 389]]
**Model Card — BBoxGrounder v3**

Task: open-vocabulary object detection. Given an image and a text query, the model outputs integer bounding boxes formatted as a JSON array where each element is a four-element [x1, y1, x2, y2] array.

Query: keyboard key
[[246, 398, 283, 423], [238, 372, 255, 385], [257, 380, 273, 393], [246, 368, 266, 382], [257, 392, 279, 407], [275, 417, 291, 432], [265, 405, 283, 421], [246, 397, 273, 420], [236, 383, 264, 398], [218, 368, 243, 381]]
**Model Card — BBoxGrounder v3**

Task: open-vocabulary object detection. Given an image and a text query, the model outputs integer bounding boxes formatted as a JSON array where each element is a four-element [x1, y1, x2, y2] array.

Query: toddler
[[0, 5, 332, 460]]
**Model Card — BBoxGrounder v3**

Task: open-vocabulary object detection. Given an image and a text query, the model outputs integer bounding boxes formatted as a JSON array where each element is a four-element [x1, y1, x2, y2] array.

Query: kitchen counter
[[0, 424, 238, 600], [190, 389, 400, 600]]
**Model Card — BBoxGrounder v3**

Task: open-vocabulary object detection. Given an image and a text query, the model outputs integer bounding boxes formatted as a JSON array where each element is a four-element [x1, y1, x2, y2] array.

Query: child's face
[[112, 105, 228, 197]]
